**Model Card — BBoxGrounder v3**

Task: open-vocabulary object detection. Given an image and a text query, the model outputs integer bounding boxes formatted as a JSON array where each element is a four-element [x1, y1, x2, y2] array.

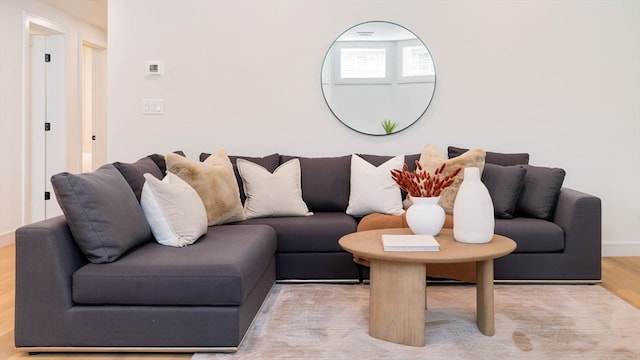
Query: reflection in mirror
[[321, 21, 436, 135]]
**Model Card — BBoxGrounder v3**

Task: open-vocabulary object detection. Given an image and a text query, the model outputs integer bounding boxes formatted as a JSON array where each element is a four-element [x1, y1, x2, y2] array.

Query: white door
[[28, 35, 46, 223], [28, 32, 66, 222]]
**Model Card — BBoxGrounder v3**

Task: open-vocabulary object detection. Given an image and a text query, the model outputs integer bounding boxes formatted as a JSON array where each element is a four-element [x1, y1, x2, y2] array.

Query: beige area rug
[[193, 283, 640, 360]]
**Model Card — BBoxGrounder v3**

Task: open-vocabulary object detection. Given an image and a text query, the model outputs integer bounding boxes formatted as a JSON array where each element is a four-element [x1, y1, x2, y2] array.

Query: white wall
[[0, 0, 106, 244], [107, 0, 639, 256]]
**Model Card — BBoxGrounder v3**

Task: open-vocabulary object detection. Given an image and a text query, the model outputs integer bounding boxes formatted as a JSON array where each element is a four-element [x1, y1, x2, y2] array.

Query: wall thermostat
[[145, 61, 164, 76]]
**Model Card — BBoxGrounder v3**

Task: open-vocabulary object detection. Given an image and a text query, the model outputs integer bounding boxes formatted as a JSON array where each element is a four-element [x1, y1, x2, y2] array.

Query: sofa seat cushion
[[238, 212, 357, 253], [72, 224, 277, 306], [495, 218, 564, 253]]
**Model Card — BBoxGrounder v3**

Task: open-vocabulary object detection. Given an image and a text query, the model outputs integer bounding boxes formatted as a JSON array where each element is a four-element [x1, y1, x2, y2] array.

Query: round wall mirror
[[321, 21, 436, 135]]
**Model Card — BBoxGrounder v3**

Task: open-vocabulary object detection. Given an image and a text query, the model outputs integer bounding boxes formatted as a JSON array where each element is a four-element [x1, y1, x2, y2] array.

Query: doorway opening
[[81, 41, 107, 172]]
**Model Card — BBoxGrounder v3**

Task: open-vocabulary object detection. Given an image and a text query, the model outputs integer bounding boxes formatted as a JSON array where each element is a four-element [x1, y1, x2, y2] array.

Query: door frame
[[22, 14, 66, 223]]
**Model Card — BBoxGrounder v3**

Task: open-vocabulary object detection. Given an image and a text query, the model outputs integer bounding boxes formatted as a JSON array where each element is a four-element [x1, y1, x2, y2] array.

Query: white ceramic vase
[[405, 196, 446, 236], [453, 167, 495, 243]]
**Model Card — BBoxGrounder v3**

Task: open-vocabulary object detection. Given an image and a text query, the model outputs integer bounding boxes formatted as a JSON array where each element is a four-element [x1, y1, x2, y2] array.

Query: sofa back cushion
[[404, 153, 421, 171], [147, 151, 186, 174], [113, 156, 164, 201], [515, 165, 566, 220], [280, 155, 351, 212], [448, 146, 529, 166], [51, 164, 153, 263], [481, 163, 527, 219], [359, 154, 420, 171]]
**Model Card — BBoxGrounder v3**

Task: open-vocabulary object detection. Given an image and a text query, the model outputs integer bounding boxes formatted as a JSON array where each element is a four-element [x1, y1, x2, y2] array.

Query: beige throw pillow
[[165, 150, 245, 226], [237, 158, 312, 219], [419, 144, 486, 214]]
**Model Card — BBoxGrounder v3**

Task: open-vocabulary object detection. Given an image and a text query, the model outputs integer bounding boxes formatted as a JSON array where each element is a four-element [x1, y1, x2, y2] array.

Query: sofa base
[[277, 279, 360, 284], [18, 346, 238, 354], [275, 252, 361, 280], [494, 279, 602, 284]]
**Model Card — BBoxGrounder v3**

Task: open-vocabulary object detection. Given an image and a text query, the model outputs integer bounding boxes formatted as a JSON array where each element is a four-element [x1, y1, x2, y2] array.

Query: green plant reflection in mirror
[[321, 21, 436, 136]]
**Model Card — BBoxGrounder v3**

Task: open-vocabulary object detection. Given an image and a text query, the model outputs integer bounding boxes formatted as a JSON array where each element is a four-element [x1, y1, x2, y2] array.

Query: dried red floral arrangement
[[390, 161, 462, 198]]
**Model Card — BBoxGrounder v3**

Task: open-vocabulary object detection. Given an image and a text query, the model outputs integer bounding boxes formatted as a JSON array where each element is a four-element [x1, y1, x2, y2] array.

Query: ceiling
[[39, 0, 107, 30]]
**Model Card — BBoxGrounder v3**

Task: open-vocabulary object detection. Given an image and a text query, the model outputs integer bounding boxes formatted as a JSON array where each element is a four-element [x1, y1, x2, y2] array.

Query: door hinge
[[44, 122, 51, 131], [45, 53, 51, 62], [44, 191, 51, 201]]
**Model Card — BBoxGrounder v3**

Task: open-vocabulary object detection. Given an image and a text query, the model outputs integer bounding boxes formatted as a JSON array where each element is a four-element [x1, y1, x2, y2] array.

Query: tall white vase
[[453, 167, 495, 243], [405, 196, 446, 236]]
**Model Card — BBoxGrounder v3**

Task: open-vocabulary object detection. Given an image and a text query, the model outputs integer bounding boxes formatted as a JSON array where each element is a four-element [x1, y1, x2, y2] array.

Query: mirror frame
[[321, 21, 436, 136]]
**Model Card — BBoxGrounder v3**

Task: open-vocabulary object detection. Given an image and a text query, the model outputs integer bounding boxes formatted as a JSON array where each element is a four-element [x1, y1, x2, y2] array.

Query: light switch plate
[[143, 99, 164, 114]]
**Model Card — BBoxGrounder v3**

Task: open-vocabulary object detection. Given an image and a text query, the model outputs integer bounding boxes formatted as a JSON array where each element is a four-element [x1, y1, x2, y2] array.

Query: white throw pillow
[[346, 154, 405, 216], [140, 172, 208, 247], [237, 158, 313, 219]]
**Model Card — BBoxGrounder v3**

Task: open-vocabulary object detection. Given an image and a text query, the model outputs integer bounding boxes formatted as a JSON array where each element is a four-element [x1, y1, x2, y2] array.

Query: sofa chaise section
[[15, 218, 277, 351]]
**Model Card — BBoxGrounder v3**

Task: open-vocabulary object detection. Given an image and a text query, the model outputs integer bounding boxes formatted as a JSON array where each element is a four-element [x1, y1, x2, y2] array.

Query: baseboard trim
[[603, 242, 640, 256], [0, 231, 14, 247]]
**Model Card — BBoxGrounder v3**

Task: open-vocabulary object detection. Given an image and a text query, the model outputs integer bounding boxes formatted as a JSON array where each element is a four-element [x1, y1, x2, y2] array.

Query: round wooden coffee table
[[339, 228, 516, 347]]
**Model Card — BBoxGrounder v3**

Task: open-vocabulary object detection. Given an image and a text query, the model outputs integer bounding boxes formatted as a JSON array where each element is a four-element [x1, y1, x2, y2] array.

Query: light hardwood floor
[[1, 242, 639, 359]]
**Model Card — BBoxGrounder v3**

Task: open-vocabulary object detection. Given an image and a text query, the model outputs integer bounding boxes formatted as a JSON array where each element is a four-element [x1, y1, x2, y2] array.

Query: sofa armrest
[[551, 187, 602, 279], [14, 215, 87, 347]]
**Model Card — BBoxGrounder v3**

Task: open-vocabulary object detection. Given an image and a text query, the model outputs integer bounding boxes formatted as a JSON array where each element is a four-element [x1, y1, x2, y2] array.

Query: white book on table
[[381, 234, 440, 252]]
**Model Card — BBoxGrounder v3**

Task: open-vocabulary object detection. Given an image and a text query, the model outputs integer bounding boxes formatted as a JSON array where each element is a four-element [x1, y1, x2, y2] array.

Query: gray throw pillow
[[481, 163, 527, 219], [515, 165, 566, 220], [51, 164, 153, 263]]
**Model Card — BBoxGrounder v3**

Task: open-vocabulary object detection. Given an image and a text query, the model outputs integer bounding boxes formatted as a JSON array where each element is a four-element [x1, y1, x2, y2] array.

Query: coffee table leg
[[369, 260, 426, 346], [476, 259, 495, 336]]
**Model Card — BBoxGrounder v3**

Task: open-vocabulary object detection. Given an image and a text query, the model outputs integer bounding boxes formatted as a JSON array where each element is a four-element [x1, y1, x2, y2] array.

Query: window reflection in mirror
[[321, 21, 436, 135]]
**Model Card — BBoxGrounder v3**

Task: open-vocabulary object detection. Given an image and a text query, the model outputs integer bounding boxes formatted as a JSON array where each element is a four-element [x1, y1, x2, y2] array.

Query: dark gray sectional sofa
[[14, 147, 602, 352]]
